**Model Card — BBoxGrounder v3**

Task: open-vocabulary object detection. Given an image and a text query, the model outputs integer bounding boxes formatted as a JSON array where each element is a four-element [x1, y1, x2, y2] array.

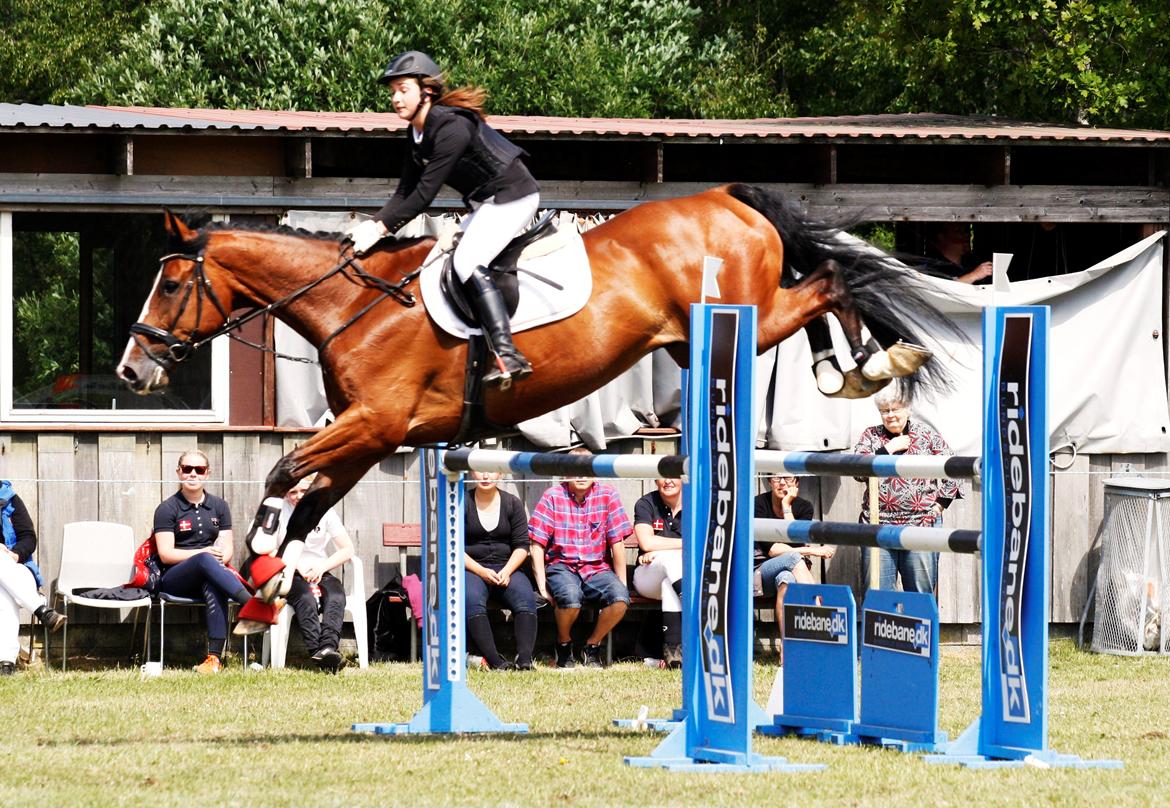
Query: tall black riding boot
[[463, 269, 532, 389]]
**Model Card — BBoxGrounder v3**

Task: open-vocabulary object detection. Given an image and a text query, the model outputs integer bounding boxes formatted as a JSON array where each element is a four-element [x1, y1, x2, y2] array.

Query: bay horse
[[116, 183, 955, 626]]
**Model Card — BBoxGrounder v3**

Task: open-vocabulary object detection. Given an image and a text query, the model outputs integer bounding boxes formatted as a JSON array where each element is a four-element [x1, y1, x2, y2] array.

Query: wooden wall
[[0, 430, 1162, 627]]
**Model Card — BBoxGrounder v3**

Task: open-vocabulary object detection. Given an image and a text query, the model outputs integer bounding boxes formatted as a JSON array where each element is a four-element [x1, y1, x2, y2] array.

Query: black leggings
[[158, 553, 251, 654], [286, 571, 345, 654]]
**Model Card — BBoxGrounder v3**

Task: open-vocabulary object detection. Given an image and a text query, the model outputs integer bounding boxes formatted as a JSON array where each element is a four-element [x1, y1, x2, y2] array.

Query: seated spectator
[[1, 480, 66, 675], [921, 222, 993, 284], [153, 450, 250, 674], [631, 477, 683, 669], [754, 474, 834, 661], [464, 470, 536, 671], [278, 475, 354, 673], [529, 447, 631, 668]]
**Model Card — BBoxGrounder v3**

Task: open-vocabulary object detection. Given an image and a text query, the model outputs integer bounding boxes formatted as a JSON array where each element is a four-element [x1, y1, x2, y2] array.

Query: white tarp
[[272, 211, 1168, 457], [525, 232, 1170, 456]]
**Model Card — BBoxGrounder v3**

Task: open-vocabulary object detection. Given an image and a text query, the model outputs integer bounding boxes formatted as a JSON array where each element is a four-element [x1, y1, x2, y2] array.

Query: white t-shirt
[[280, 502, 344, 562]]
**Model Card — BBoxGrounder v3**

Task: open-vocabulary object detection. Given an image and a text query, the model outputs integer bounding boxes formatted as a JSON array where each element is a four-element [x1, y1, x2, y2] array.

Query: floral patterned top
[[852, 419, 963, 526]]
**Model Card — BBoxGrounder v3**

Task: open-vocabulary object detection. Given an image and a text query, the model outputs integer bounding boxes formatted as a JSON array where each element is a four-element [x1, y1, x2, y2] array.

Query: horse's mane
[[167, 218, 428, 253]]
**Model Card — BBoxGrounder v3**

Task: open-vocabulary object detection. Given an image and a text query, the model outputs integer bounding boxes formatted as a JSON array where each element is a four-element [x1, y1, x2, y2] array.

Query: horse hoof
[[813, 359, 845, 395], [862, 341, 932, 380], [826, 369, 891, 399]]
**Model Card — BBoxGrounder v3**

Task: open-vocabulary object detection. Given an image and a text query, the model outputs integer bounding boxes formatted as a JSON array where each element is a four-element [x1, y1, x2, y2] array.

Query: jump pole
[[755, 306, 1120, 768], [352, 446, 526, 735]]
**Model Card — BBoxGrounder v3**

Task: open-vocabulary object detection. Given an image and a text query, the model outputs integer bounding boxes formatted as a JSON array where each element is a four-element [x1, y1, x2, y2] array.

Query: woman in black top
[[347, 50, 540, 388], [464, 470, 537, 670]]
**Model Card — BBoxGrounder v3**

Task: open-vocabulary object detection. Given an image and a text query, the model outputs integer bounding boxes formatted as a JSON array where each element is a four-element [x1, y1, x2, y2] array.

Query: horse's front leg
[[235, 409, 401, 634]]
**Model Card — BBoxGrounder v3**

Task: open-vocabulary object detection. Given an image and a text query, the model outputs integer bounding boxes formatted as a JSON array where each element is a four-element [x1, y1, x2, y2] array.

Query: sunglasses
[[179, 464, 209, 475]]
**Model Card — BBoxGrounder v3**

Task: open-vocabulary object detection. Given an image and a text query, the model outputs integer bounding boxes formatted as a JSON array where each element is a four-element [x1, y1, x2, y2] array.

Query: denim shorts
[[757, 552, 802, 595], [545, 566, 630, 609]]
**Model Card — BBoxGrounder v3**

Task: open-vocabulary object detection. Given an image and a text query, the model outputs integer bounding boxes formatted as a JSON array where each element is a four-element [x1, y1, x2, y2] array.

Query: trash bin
[[1088, 477, 1170, 655]]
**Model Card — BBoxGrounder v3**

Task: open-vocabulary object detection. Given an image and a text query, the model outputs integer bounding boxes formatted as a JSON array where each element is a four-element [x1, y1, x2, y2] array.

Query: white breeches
[[0, 554, 43, 663], [452, 192, 540, 283], [632, 549, 683, 613]]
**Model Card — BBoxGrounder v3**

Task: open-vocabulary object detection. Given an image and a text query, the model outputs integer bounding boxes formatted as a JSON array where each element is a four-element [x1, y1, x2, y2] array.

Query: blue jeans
[[545, 566, 629, 609], [860, 549, 938, 596], [758, 552, 802, 596], [465, 564, 536, 618], [158, 553, 250, 648]]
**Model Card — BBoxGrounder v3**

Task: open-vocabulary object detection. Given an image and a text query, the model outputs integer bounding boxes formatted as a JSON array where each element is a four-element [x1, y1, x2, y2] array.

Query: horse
[[116, 183, 956, 627]]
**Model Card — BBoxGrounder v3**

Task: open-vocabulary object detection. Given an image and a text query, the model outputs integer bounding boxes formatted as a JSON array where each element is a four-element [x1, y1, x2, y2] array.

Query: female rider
[[346, 50, 540, 388]]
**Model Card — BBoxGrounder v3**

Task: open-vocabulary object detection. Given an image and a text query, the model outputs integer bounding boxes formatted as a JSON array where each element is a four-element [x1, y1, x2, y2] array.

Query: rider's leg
[[453, 193, 540, 387]]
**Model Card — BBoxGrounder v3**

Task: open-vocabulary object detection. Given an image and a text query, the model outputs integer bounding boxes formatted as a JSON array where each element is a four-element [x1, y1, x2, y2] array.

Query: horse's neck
[[217, 234, 422, 348]]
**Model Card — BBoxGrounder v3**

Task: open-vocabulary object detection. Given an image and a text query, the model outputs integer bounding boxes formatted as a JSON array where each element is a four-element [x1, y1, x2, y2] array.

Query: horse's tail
[[725, 182, 962, 395]]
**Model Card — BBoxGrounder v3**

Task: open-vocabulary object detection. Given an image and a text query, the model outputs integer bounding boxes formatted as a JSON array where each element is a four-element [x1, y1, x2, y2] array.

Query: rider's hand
[[346, 219, 388, 255]]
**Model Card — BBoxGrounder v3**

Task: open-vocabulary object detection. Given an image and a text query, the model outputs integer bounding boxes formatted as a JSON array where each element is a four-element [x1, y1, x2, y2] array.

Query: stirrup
[[483, 354, 532, 390]]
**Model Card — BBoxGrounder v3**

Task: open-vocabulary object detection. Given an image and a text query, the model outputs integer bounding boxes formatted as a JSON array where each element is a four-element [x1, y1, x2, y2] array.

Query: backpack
[[365, 570, 417, 662]]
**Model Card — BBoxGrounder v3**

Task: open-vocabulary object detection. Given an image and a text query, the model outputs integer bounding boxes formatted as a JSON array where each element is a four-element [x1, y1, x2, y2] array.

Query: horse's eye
[[162, 279, 181, 295]]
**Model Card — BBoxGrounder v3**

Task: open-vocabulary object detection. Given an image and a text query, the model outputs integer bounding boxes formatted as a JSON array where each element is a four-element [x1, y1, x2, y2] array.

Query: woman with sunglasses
[[153, 450, 251, 674]]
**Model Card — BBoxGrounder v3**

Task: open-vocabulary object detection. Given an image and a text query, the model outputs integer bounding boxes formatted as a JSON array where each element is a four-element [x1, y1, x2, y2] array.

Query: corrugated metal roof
[[1, 103, 1168, 143]]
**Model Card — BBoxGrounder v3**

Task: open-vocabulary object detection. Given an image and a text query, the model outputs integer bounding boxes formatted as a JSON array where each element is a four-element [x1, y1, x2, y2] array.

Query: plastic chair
[[262, 556, 368, 668], [52, 521, 152, 671], [155, 595, 248, 669]]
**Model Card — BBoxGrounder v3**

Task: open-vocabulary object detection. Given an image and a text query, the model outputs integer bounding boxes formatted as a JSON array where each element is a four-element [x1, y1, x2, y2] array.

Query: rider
[[346, 50, 539, 387]]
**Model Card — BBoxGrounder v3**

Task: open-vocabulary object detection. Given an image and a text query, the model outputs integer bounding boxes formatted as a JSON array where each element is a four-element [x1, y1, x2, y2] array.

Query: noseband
[[129, 246, 419, 370]]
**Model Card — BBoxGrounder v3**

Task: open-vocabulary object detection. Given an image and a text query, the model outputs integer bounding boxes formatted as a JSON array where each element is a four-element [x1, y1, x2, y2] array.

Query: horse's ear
[[163, 210, 195, 242]]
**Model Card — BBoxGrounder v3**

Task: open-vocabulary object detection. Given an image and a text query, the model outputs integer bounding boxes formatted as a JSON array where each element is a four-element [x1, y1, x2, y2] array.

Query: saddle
[[437, 209, 559, 326], [439, 210, 561, 445]]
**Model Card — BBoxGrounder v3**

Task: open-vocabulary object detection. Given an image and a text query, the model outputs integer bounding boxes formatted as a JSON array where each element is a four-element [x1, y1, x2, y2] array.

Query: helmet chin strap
[[407, 92, 432, 123]]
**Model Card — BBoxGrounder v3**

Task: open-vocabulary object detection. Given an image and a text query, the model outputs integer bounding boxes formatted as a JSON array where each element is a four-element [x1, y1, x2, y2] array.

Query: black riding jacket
[[374, 105, 538, 231]]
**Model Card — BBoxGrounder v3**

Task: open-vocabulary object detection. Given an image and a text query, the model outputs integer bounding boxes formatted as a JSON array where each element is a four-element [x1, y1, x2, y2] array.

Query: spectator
[[631, 477, 683, 669], [921, 222, 993, 284], [1, 480, 66, 675], [153, 450, 250, 674], [464, 470, 536, 671], [753, 475, 834, 661], [529, 448, 631, 668], [278, 475, 354, 673], [853, 390, 962, 596]]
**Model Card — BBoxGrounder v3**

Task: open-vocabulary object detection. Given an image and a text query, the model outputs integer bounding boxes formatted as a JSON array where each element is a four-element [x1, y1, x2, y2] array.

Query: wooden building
[[1, 104, 1169, 644]]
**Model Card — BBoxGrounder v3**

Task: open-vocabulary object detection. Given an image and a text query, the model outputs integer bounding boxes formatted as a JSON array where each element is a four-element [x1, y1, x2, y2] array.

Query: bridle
[[129, 244, 420, 369]]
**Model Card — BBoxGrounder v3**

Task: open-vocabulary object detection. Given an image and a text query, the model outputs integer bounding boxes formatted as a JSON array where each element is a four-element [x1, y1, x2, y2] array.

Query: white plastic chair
[[53, 521, 152, 670], [262, 555, 368, 669]]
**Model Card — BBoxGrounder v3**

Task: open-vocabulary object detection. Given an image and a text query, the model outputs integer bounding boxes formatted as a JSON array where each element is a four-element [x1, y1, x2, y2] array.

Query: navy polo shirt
[[633, 490, 683, 538], [153, 490, 233, 550]]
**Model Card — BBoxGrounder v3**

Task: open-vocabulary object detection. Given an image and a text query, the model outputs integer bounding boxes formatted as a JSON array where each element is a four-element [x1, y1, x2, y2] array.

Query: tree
[[766, 0, 1170, 129], [0, 0, 147, 104], [64, 0, 788, 118]]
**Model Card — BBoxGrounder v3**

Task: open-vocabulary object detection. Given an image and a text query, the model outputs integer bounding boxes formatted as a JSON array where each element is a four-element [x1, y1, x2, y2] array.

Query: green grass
[[0, 640, 1164, 807]]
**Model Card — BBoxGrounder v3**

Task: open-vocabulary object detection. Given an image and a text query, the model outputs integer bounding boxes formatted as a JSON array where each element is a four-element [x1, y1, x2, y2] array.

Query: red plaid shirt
[[528, 482, 632, 578]]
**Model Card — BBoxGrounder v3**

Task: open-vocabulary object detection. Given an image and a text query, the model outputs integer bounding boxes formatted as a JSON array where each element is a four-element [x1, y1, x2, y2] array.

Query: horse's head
[[116, 212, 235, 394]]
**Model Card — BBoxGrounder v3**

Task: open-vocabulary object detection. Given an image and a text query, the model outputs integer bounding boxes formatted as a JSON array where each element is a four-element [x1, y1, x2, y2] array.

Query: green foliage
[[773, 0, 1170, 128], [11, 233, 116, 396], [0, 0, 147, 104], [66, 0, 788, 117]]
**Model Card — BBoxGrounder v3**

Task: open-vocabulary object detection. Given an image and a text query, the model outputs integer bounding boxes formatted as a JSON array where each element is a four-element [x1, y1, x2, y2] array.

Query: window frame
[[0, 210, 231, 425]]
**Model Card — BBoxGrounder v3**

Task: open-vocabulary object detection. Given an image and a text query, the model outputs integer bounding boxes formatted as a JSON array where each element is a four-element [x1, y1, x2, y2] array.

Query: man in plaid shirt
[[529, 448, 632, 668]]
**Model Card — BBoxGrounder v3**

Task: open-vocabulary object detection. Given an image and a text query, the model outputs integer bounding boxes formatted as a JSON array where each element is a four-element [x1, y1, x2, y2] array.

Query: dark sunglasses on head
[[179, 464, 209, 475]]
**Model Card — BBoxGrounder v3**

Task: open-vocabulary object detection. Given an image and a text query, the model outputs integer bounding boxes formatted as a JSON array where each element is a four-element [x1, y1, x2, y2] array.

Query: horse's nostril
[[117, 365, 137, 384]]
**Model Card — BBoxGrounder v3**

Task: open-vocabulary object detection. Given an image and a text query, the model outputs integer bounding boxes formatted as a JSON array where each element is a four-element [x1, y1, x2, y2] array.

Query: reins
[[129, 242, 424, 369]]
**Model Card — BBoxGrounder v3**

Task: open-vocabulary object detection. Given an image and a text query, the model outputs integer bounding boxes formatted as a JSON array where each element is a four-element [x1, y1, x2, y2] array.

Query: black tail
[[726, 183, 963, 396]]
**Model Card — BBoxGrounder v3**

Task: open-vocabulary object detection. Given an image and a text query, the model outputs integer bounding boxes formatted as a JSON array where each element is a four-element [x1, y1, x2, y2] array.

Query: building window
[[0, 211, 228, 423]]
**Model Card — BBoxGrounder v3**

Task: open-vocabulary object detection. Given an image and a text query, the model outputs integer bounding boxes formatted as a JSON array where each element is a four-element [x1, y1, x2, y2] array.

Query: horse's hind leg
[[804, 316, 845, 396]]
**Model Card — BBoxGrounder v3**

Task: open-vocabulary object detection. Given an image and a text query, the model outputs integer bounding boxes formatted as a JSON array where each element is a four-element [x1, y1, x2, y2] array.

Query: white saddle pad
[[419, 212, 592, 339]]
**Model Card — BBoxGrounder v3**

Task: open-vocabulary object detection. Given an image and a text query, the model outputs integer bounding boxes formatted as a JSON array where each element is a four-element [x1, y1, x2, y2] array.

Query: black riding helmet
[[378, 51, 442, 84]]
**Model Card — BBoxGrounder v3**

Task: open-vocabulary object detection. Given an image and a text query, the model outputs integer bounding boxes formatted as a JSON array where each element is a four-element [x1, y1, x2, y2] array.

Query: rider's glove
[[346, 219, 388, 255]]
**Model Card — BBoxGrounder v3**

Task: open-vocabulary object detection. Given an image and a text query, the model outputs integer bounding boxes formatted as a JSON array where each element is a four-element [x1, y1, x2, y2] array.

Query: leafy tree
[[65, 0, 788, 117], [765, 0, 1170, 128], [0, 0, 147, 104]]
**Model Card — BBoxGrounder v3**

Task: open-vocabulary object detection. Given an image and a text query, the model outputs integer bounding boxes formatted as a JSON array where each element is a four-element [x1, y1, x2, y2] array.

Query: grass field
[[0, 639, 1164, 807]]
